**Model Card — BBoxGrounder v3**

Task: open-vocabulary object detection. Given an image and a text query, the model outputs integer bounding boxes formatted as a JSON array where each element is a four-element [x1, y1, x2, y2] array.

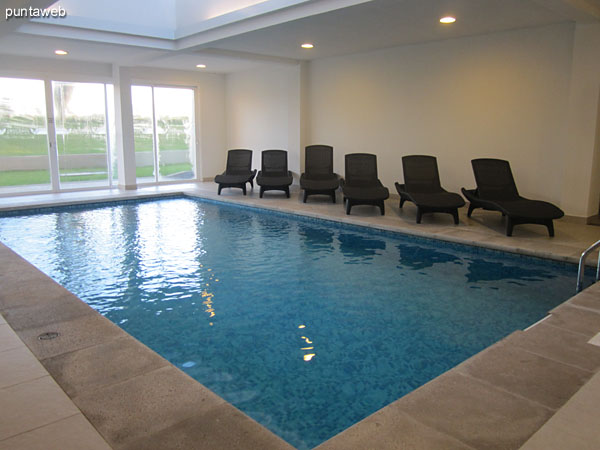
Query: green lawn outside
[[136, 163, 193, 178], [0, 135, 49, 156], [158, 134, 191, 151], [56, 135, 107, 154], [0, 134, 190, 156], [0, 163, 193, 186], [0, 168, 111, 186], [0, 169, 51, 186]]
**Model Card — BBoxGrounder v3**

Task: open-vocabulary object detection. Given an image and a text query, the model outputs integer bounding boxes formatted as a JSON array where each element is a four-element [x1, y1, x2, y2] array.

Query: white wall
[[561, 23, 600, 217], [307, 23, 593, 216], [0, 54, 113, 82], [226, 65, 302, 179]]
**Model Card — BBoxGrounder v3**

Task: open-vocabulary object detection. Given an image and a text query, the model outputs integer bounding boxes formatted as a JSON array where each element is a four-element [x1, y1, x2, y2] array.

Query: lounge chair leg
[[506, 218, 514, 236], [331, 190, 336, 203], [250, 180, 254, 188], [400, 198, 406, 208], [379, 201, 385, 216], [452, 209, 459, 225], [346, 200, 352, 215], [260, 187, 264, 198], [303, 190, 308, 203], [467, 204, 475, 217], [242, 185, 246, 195], [218, 185, 222, 195], [416, 208, 422, 223], [546, 220, 555, 237], [285, 187, 290, 198]]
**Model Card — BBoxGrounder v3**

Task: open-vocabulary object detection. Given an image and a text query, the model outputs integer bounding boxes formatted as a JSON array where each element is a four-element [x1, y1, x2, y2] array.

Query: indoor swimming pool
[[0, 195, 583, 449]]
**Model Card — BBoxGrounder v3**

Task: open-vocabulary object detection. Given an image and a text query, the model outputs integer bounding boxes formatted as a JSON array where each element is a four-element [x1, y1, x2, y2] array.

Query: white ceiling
[[0, 0, 599, 74], [30, 0, 316, 39]]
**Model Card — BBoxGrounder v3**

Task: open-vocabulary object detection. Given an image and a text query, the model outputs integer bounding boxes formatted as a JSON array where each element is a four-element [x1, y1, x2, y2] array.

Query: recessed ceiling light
[[440, 16, 456, 24], [196, 64, 206, 68], [301, 43, 314, 49], [54, 49, 68, 55]]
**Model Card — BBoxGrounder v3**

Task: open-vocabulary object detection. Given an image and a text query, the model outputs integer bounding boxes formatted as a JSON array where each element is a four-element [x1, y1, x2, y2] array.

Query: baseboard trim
[[586, 214, 600, 226]]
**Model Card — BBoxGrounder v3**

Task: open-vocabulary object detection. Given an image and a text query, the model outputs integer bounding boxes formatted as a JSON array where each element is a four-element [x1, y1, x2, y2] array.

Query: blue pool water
[[0, 196, 583, 449]]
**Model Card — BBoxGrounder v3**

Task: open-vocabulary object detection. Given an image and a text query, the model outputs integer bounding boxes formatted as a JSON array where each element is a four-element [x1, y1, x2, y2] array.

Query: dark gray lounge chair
[[341, 153, 389, 215], [214, 149, 256, 195], [461, 158, 564, 236], [395, 155, 465, 224], [257, 150, 293, 198], [300, 145, 340, 203]]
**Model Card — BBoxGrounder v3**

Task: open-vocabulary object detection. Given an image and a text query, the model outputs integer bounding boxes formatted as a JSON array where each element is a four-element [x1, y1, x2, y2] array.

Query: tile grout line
[[0, 312, 114, 448], [455, 370, 558, 413], [0, 373, 50, 391], [538, 318, 600, 339], [0, 412, 83, 444], [509, 343, 600, 374]]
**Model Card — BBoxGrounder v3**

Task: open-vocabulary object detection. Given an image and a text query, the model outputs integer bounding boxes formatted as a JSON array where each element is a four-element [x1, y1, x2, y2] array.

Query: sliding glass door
[[1, 77, 195, 196], [0, 77, 117, 195], [0, 78, 51, 194], [132, 85, 196, 185], [52, 81, 115, 189]]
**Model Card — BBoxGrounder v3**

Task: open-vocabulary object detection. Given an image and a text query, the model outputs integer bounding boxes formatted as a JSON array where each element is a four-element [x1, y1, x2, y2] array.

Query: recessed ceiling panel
[[207, 0, 574, 60], [3, 0, 598, 74], [37, 0, 178, 39]]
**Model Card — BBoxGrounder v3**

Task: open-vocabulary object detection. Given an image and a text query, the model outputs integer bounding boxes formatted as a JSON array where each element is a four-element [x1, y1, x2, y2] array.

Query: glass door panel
[[105, 84, 118, 183], [0, 77, 50, 194], [154, 87, 195, 182], [132, 85, 196, 184], [53, 81, 110, 189], [132, 85, 155, 184]]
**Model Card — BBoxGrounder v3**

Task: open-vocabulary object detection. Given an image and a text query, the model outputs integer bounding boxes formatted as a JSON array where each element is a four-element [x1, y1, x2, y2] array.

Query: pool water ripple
[[0, 197, 585, 449]]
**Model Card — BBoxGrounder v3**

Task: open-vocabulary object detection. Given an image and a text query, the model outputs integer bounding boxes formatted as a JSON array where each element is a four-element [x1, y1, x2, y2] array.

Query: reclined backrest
[[226, 149, 253, 174], [305, 145, 334, 176], [402, 155, 442, 193], [262, 150, 288, 175], [471, 158, 519, 200], [345, 153, 378, 184]]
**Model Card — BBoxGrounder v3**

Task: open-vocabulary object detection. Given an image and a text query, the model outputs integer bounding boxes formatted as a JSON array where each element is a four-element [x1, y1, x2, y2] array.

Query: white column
[[561, 23, 600, 218], [43, 79, 60, 192], [287, 64, 302, 180], [299, 61, 309, 174], [112, 65, 137, 190]]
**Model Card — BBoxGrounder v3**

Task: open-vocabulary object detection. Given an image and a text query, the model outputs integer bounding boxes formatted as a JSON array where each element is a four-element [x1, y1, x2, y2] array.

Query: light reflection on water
[[0, 197, 583, 450]]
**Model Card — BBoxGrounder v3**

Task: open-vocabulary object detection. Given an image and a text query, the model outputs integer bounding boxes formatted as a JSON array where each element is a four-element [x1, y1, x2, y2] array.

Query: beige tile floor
[[1, 181, 599, 449], [521, 370, 600, 450], [0, 316, 112, 450]]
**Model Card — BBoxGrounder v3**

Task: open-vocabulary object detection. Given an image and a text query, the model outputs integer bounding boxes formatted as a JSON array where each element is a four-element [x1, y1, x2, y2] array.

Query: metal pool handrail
[[577, 239, 600, 293]]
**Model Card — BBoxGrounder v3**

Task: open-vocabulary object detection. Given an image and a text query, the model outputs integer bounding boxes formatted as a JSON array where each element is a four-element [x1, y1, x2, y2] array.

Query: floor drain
[[38, 332, 60, 340]]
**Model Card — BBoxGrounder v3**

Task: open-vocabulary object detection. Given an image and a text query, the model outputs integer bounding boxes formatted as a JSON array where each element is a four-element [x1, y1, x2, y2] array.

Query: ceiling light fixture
[[54, 49, 68, 55], [196, 64, 206, 68], [301, 43, 314, 49], [440, 16, 456, 24]]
